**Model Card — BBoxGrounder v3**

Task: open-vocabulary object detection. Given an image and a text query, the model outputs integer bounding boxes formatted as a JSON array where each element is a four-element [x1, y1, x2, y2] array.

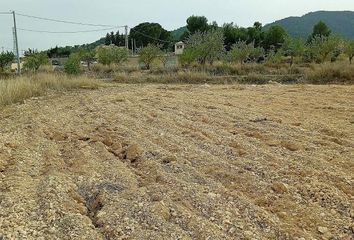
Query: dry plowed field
[[0, 84, 353, 240]]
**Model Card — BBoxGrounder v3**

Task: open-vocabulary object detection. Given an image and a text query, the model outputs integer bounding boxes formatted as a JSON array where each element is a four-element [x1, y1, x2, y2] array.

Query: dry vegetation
[[85, 60, 354, 85], [0, 83, 353, 239], [0, 73, 99, 107]]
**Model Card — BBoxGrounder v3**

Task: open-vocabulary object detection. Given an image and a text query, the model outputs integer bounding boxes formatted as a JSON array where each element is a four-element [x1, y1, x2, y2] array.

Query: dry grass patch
[[0, 73, 99, 107], [114, 71, 223, 84], [305, 63, 354, 84]]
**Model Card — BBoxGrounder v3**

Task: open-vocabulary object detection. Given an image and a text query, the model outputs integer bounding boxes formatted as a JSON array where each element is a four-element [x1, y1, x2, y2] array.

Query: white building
[[174, 41, 185, 55], [11, 62, 23, 72]]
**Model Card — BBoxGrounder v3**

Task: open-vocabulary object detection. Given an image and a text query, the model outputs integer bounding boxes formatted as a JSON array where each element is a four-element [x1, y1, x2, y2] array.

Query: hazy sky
[[1, 0, 354, 52]]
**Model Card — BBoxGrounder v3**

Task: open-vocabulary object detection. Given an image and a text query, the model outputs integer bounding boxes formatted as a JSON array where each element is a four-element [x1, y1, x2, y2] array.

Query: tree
[[228, 41, 253, 64], [97, 46, 128, 65], [23, 52, 49, 71], [222, 23, 248, 51], [253, 22, 262, 31], [179, 30, 191, 42], [249, 45, 264, 61], [110, 32, 115, 45], [308, 36, 338, 63], [138, 44, 162, 70], [105, 33, 111, 45], [282, 38, 306, 66], [179, 48, 199, 67], [129, 22, 171, 50], [160, 53, 171, 68], [79, 49, 96, 70], [267, 49, 284, 64], [110, 47, 129, 64], [0, 51, 15, 72], [309, 21, 331, 41], [344, 40, 354, 64], [209, 21, 219, 31], [228, 41, 264, 64], [223, 23, 238, 51], [114, 31, 124, 46], [186, 16, 209, 34], [64, 53, 81, 75], [186, 30, 225, 65], [247, 22, 264, 47], [263, 25, 288, 50]]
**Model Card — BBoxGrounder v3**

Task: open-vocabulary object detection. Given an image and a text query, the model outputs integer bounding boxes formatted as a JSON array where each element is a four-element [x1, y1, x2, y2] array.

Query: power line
[[17, 27, 118, 34], [0, 12, 12, 15], [16, 12, 125, 28]]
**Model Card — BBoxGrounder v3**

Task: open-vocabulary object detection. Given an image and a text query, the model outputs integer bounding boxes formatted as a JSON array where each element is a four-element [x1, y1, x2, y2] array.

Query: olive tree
[[344, 40, 354, 64], [186, 30, 225, 65], [282, 38, 306, 66], [309, 36, 338, 63], [266, 49, 284, 64], [138, 44, 162, 70], [79, 49, 96, 70], [23, 52, 49, 71], [228, 41, 263, 64], [97, 46, 128, 65], [0, 51, 15, 72]]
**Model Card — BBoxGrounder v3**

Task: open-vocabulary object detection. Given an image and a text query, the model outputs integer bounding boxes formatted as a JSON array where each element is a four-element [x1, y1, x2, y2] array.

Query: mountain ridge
[[264, 11, 354, 39]]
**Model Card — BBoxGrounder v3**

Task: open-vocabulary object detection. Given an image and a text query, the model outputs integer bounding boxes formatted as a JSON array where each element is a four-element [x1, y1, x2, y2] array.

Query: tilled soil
[[0, 84, 353, 240]]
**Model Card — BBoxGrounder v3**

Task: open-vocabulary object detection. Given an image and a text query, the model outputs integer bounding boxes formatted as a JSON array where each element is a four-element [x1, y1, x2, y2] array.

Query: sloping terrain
[[0, 84, 353, 239], [264, 11, 354, 39]]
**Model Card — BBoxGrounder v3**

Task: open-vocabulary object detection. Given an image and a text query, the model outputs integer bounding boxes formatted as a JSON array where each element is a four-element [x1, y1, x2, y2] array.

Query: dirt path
[[0, 84, 353, 240]]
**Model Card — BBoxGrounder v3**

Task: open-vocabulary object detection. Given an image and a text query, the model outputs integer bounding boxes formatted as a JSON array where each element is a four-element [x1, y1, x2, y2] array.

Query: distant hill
[[171, 26, 188, 41], [264, 11, 354, 39]]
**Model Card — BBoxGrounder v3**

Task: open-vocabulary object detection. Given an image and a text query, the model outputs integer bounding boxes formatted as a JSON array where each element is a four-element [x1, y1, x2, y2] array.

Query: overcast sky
[[1, 0, 354, 52]]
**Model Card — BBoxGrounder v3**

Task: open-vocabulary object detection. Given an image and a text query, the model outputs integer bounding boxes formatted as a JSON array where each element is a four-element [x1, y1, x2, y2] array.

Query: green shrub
[[138, 44, 162, 70], [64, 54, 81, 75], [23, 52, 49, 72], [0, 51, 15, 72], [179, 48, 198, 67]]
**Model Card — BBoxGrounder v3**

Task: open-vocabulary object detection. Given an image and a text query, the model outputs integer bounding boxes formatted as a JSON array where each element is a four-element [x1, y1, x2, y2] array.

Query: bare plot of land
[[0, 84, 353, 239]]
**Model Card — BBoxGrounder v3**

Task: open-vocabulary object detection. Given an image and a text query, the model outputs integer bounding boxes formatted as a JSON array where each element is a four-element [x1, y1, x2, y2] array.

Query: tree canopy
[[0, 51, 15, 72], [186, 16, 209, 34], [263, 25, 288, 50], [130, 22, 171, 50], [308, 21, 331, 42], [184, 30, 225, 65], [138, 44, 163, 69]]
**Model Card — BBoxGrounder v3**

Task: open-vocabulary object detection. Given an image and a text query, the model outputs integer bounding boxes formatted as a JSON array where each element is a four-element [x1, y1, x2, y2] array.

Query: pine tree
[[105, 33, 111, 45], [121, 34, 125, 46], [114, 31, 120, 46], [110, 32, 115, 45]]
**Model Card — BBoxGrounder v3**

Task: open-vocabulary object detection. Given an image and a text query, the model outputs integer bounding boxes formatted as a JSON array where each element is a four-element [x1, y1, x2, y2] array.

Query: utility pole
[[124, 25, 129, 51], [12, 11, 21, 75]]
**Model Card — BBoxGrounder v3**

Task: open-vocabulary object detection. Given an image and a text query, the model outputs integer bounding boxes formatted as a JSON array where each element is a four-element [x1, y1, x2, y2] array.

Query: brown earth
[[0, 84, 353, 240]]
